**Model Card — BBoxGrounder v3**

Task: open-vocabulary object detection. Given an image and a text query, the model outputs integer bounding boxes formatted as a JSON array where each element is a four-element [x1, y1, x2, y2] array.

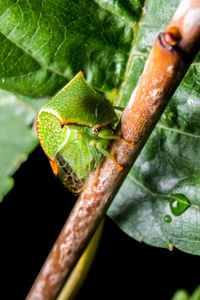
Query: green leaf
[[0, 0, 140, 97], [191, 286, 200, 300], [1, 0, 200, 255], [171, 286, 200, 300], [0, 89, 38, 201], [171, 290, 189, 300]]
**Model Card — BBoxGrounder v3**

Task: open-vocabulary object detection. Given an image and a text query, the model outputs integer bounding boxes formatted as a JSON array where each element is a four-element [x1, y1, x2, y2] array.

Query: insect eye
[[60, 124, 64, 129], [93, 127, 100, 134]]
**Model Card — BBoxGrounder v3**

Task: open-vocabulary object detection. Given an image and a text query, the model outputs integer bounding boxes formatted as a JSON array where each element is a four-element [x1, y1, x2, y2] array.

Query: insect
[[37, 71, 126, 194]]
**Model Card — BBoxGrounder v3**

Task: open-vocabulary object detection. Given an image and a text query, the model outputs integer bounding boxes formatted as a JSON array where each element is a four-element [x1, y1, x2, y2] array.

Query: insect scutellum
[[37, 71, 125, 194]]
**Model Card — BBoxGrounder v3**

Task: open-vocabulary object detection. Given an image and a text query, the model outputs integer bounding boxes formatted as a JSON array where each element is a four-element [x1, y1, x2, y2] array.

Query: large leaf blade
[[0, 0, 142, 97]]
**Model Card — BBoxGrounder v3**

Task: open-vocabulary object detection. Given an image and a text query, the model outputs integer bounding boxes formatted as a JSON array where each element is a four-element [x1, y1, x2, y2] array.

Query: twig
[[56, 218, 104, 300], [26, 1, 200, 299]]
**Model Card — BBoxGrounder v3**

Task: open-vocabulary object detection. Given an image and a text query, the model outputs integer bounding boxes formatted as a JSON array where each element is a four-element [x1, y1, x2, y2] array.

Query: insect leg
[[96, 143, 123, 172], [89, 140, 101, 165], [98, 131, 134, 147], [99, 134, 121, 140], [113, 105, 124, 111], [88, 141, 102, 187], [98, 130, 120, 140]]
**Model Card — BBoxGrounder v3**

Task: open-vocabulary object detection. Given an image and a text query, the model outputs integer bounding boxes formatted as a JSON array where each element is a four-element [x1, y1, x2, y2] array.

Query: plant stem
[[26, 1, 200, 299], [56, 218, 104, 300]]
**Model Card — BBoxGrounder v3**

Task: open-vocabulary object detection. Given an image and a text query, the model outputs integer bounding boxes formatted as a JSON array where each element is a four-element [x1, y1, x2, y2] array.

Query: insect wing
[[55, 153, 85, 195], [55, 128, 95, 194]]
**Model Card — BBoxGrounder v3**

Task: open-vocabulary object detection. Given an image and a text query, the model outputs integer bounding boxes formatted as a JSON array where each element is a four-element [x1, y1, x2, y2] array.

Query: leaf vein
[[92, 0, 135, 27], [157, 124, 200, 139], [0, 29, 68, 79]]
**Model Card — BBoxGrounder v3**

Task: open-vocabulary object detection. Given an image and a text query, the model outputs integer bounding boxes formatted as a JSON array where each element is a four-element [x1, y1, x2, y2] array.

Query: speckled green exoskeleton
[[37, 71, 124, 194]]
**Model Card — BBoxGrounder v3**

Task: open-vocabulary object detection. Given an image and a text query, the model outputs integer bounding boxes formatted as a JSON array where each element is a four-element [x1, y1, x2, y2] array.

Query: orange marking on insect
[[60, 119, 67, 127], [78, 70, 84, 77], [36, 118, 40, 138], [49, 158, 58, 176]]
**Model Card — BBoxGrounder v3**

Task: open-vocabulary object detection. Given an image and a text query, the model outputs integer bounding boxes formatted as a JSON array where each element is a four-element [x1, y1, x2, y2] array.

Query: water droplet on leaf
[[169, 194, 191, 216], [164, 215, 172, 223]]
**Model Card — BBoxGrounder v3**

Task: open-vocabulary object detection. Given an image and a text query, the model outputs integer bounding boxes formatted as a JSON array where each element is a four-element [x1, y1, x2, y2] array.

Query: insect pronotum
[[37, 71, 130, 194]]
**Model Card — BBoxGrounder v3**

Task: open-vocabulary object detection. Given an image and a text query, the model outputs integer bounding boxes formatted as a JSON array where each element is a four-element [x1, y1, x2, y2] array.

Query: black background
[[0, 146, 199, 299]]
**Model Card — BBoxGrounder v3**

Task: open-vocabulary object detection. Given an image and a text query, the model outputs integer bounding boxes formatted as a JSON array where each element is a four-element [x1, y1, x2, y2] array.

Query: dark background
[[0, 146, 199, 299]]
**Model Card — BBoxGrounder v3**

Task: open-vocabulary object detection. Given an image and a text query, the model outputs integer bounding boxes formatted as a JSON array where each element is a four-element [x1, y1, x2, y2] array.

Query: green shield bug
[[37, 71, 131, 194]]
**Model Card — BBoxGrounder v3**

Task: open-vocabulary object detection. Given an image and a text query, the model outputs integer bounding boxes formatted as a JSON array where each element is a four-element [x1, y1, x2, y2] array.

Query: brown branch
[[26, 1, 200, 300]]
